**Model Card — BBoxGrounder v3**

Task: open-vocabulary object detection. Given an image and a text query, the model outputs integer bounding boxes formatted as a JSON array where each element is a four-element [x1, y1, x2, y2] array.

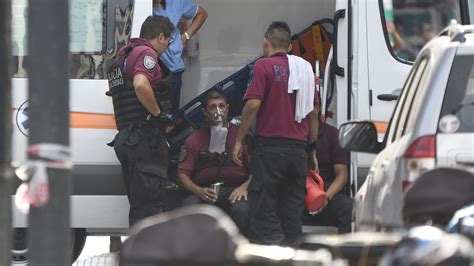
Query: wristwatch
[[184, 32, 190, 40], [306, 141, 317, 152]]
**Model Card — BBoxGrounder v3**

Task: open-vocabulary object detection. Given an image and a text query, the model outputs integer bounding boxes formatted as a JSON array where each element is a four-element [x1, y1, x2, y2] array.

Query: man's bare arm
[[177, 171, 201, 195], [185, 6, 208, 38], [326, 164, 348, 199], [133, 74, 160, 116], [177, 171, 217, 203], [236, 99, 261, 144], [233, 99, 260, 165], [308, 106, 320, 143]]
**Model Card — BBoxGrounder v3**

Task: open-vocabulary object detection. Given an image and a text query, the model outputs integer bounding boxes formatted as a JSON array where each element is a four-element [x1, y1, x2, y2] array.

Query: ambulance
[[9, 0, 471, 261]]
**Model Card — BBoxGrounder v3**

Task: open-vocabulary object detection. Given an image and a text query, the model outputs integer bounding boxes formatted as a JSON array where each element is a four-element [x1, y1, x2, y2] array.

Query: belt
[[118, 121, 152, 130], [255, 137, 307, 148]]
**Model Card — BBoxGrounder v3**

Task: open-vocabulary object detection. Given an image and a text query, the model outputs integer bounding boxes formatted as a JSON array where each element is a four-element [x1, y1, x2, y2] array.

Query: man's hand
[[322, 195, 329, 209], [155, 112, 174, 126], [232, 140, 243, 166], [320, 193, 332, 211], [148, 112, 174, 128], [165, 126, 174, 134], [311, 194, 329, 215], [309, 150, 319, 172], [386, 21, 396, 34], [196, 187, 218, 203], [229, 185, 248, 203]]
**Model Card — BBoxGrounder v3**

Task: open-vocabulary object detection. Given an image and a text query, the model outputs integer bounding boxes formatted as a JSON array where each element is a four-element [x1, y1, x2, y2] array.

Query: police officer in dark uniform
[[177, 89, 251, 234], [233, 21, 319, 246], [107, 15, 175, 227]]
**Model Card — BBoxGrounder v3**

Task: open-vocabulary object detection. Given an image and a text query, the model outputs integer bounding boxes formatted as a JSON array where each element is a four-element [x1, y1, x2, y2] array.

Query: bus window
[[70, 0, 106, 54], [11, 0, 134, 79], [11, 0, 28, 77], [381, 0, 461, 63]]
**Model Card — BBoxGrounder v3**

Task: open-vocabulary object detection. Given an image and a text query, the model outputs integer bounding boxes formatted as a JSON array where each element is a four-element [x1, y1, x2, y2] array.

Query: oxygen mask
[[211, 107, 225, 126], [209, 107, 228, 154]]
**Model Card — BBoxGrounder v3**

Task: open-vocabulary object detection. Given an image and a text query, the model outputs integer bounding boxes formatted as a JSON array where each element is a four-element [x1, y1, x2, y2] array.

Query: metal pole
[[27, 0, 71, 265], [0, 0, 13, 265]]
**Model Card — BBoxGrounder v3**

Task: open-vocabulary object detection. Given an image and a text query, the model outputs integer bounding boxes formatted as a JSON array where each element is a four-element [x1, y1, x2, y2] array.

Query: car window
[[381, 0, 461, 63], [391, 56, 429, 142], [438, 55, 474, 133], [386, 64, 416, 144], [403, 57, 432, 134]]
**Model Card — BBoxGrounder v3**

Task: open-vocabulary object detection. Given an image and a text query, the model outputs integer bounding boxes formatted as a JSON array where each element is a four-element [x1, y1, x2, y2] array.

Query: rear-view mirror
[[339, 121, 379, 153]]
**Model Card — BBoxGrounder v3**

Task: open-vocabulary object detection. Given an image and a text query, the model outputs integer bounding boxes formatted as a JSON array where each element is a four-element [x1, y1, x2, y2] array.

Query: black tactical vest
[[107, 44, 173, 130]]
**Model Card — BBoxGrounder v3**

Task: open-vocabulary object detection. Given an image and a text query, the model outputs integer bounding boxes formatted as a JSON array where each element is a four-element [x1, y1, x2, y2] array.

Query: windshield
[[382, 0, 462, 62]]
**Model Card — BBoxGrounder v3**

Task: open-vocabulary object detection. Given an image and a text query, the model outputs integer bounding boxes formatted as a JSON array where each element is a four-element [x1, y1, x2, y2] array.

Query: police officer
[[233, 21, 319, 246], [305, 120, 352, 233], [107, 15, 175, 227], [177, 89, 250, 234]]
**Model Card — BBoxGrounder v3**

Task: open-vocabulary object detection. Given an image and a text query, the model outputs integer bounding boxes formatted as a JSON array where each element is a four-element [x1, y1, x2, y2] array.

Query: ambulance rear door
[[333, 0, 350, 128]]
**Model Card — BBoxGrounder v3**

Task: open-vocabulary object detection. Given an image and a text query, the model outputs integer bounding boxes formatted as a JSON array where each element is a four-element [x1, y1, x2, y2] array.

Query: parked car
[[338, 24, 474, 231]]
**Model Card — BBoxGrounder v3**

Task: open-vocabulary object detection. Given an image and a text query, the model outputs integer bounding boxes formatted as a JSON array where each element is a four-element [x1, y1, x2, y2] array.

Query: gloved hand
[[147, 112, 174, 127]]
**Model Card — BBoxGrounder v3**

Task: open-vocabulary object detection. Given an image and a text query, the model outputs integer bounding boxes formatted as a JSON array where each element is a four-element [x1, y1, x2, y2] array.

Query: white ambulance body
[[9, 0, 469, 259]]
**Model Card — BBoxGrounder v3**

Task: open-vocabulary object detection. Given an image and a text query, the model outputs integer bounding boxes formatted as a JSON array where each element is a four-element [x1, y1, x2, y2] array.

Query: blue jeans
[[171, 71, 184, 117]]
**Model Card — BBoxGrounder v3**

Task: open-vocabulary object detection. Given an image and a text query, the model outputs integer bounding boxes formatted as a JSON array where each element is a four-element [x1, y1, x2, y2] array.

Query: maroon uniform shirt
[[316, 122, 349, 188], [119, 38, 163, 86], [244, 53, 318, 142], [178, 124, 250, 186]]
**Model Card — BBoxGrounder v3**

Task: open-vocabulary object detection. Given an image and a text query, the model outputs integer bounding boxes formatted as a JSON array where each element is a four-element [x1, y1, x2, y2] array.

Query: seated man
[[177, 89, 250, 234], [306, 120, 353, 233]]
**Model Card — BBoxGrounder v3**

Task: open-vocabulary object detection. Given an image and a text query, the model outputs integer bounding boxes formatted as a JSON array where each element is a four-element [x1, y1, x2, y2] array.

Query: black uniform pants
[[113, 124, 169, 227], [303, 193, 353, 233], [182, 186, 250, 235], [248, 138, 307, 246]]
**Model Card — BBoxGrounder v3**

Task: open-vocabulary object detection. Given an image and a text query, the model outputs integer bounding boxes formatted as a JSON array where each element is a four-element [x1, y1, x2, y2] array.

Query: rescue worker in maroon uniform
[[107, 15, 175, 227], [233, 21, 319, 246], [304, 116, 353, 233], [177, 89, 251, 234]]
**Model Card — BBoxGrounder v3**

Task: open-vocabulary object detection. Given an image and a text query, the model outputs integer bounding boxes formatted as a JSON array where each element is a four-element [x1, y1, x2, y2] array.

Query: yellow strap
[[312, 24, 326, 71]]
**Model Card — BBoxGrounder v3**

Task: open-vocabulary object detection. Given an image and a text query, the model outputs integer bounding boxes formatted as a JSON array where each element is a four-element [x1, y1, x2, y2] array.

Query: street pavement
[[73, 236, 120, 266]]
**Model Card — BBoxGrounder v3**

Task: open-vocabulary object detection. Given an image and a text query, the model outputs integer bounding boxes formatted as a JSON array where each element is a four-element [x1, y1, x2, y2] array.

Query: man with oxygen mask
[[177, 89, 251, 235]]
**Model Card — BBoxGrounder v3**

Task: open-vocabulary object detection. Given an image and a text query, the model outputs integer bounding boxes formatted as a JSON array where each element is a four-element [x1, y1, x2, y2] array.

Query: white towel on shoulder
[[287, 54, 315, 123]]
